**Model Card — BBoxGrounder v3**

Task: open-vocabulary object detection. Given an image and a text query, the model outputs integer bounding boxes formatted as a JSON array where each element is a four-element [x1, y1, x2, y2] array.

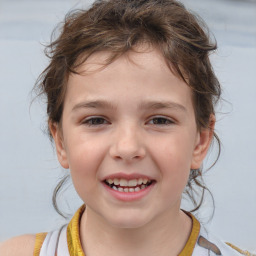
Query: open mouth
[[104, 178, 154, 193]]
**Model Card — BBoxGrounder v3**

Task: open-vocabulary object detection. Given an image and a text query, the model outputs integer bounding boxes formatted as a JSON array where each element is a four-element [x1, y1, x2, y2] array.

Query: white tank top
[[39, 225, 69, 256], [37, 206, 251, 256], [38, 225, 246, 256]]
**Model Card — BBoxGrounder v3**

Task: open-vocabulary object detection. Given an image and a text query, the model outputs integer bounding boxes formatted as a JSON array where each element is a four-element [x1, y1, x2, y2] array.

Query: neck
[[79, 207, 192, 256]]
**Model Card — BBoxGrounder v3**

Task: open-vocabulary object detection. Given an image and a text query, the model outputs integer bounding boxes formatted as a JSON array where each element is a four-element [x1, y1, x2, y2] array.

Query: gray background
[[0, 0, 256, 251]]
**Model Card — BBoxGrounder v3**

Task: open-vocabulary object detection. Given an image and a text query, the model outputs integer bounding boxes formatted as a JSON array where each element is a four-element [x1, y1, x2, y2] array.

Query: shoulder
[[195, 228, 255, 256], [0, 234, 36, 256]]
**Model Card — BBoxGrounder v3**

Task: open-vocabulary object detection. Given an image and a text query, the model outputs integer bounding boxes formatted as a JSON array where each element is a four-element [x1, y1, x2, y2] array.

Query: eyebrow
[[72, 100, 116, 111], [72, 100, 187, 112], [139, 101, 187, 112]]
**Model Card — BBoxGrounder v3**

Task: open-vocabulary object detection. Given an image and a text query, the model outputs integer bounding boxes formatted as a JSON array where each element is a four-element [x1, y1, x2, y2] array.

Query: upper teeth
[[106, 178, 150, 187]]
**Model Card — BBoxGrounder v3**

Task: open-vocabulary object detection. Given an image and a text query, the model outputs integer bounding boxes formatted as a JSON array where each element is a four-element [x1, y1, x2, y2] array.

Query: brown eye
[[150, 117, 174, 125], [83, 117, 108, 126]]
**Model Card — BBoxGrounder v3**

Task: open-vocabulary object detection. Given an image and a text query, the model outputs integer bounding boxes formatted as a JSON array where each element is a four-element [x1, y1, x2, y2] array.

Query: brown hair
[[35, 0, 221, 217]]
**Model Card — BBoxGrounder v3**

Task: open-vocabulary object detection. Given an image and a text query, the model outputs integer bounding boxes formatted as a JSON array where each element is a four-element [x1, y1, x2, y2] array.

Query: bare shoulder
[[0, 234, 36, 256]]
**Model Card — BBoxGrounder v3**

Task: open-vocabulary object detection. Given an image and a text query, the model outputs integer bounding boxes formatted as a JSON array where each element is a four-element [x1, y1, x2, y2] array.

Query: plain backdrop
[[0, 0, 256, 251]]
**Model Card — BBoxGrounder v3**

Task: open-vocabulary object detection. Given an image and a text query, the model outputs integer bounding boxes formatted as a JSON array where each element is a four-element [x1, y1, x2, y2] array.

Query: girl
[[0, 0, 254, 255]]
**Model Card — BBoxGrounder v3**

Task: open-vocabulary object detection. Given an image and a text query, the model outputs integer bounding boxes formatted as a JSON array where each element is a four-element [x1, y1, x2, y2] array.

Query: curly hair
[[35, 0, 221, 217]]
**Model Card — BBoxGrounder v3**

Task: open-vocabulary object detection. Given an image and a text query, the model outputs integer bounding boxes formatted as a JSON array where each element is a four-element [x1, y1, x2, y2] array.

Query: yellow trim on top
[[67, 206, 200, 256], [34, 208, 255, 256], [67, 205, 86, 256], [33, 232, 47, 256], [179, 212, 200, 256], [226, 242, 256, 256]]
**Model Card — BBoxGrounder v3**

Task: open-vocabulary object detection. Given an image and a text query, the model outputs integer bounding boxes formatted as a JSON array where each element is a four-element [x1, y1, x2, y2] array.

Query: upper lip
[[102, 173, 155, 181]]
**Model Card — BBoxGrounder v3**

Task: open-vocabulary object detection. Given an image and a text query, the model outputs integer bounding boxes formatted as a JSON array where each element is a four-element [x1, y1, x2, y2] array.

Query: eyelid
[[147, 115, 175, 125], [80, 115, 175, 127], [81, 116, 110, 126]]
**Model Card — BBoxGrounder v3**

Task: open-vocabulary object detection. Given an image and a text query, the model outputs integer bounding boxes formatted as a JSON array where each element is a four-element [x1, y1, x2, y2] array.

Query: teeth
[[120, 179, 128, 186], [106, 178, 151, 187], [107, 179, 113, 184], [106, 178, 152, 193], [128, 179, 137, 186], [115, 185, 146, 193], [143, 178, 148, 184]]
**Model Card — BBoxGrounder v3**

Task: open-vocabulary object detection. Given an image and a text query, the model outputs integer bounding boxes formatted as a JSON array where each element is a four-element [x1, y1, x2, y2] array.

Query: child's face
[[51, 47, 212, 228]]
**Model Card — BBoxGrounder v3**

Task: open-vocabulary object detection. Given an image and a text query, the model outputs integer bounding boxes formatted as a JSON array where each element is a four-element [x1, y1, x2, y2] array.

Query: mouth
[[104, 178, 154, 193]]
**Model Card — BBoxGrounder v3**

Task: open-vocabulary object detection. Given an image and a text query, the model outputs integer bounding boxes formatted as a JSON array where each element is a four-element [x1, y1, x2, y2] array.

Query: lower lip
[[102, 182, 155, 202]]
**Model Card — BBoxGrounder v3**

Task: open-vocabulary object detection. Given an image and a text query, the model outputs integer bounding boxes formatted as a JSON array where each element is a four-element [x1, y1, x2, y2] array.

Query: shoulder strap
[[193, 227, 254, 256], [36, 225, 69, 256], [56, 225, 70, 256]]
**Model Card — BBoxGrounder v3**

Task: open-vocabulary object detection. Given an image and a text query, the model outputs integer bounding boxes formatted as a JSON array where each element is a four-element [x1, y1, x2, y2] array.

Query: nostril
[[109, 143, 146, 161]]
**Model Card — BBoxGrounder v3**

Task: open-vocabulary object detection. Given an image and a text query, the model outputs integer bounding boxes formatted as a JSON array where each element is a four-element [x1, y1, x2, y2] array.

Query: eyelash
[[82, 117, 109, 126], [148, 117, 174, 126], [82, 116, 174, 127]]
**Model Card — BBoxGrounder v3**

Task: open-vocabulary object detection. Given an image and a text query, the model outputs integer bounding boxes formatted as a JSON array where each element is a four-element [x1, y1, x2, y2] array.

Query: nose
[[109, 123, 146, 162]]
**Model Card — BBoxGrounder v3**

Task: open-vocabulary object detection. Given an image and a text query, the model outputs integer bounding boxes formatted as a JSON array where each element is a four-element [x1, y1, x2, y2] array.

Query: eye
[[82, 117, 109, 126], [148, 116, 174, 125]]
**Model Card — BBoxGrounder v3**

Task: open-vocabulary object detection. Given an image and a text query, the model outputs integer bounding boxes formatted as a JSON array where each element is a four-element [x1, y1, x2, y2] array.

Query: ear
[[191, 115, 215, 169], [49, 122, 69, 169]]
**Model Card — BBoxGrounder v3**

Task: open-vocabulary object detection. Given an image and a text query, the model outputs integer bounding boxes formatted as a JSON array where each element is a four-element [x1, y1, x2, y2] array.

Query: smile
[[104, 178, 153, 193]]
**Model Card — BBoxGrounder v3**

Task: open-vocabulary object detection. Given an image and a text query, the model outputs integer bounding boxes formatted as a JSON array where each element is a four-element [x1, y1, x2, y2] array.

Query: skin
[[0, 47, 214, 256], [0, 235, 35, 256], [52, 47, 214, 256]]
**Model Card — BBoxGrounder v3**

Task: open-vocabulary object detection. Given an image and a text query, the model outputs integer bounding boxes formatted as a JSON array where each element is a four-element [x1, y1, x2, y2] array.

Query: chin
[[105, 210, 152, 229]]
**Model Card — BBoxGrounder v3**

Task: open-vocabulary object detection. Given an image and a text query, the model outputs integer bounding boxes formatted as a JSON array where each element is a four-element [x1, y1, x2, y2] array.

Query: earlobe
[[191, 115, 215, 169], [49, 122, 69, 169]]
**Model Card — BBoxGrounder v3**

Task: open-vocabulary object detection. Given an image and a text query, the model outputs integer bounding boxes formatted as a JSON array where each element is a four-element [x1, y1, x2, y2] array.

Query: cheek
[[65, 136, 107, 193], [154, 132, 196, 168], [151, 133, 195, 189], [66, 131, 105, 168]]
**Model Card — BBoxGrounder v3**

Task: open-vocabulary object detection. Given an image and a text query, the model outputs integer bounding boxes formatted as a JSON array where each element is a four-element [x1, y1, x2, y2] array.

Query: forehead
[[65, 47, 194, 112], [74, 45, 168, 74]]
